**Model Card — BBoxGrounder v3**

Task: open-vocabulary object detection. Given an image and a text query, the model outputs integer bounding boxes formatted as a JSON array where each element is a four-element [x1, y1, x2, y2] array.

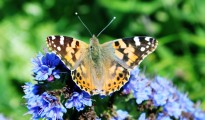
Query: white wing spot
[[148, 42, 151, 45], [57, 46, 61, 51], [146, 45, 149, 48], [60, 36, 64, 45], [51, 36, 56, 40], [140, 47, 145, 51], [145, 37, 151, 41], [54, 44, 56, 48], [134, 37, 141, 46], [51, 41, 54, 44]]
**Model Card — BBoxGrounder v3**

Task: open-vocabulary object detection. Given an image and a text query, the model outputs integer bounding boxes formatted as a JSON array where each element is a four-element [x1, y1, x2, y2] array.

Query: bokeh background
[[0, 0, 205, 119]]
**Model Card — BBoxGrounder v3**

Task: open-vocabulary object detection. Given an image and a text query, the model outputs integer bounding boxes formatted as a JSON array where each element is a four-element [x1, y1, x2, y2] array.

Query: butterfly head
[[90, 35, 99, 46]]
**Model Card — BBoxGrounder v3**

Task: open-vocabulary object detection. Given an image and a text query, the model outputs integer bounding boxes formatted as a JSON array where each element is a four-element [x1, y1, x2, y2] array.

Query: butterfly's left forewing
[[46, 36, 89, 70]]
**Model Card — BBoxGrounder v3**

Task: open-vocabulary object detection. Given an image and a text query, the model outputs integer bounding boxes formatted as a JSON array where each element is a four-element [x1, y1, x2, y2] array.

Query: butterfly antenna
[[75, 12, 92, 37], [97, 16, 116, 37]]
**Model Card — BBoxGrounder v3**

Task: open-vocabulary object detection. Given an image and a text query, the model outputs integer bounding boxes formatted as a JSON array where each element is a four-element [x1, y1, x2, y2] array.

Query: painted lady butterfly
[[46, 35, 157, 95]]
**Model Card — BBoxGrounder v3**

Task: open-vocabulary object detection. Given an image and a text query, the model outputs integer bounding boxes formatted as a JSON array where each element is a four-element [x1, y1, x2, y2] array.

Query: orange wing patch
[[46, 36, 88, 70], [112, 39, 138, 68], [102, 62, 130, 95], [71, 60, 98, 95], [64, 39, 85, 68]]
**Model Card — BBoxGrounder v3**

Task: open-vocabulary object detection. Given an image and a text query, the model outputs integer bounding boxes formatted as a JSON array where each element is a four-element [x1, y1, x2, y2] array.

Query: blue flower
[[23, 83, 66, 120], [122, 68, 140, 94], [123, 72, 205, 119], [31, 52, 43, 73], [40, 93, 66, 120], [150, 77, 174, 106], [116, 110, 129, 120], [41, 53, 60, 69], [177, 92, 195, 113], [193, 108, 205, 120], [44, 105, 66, 120], [23, 82, 43, 99], [152, 91, 169, 106], [151, 77, 205, 119], [163, 102, 182, 118], [32, 52, 61, 81], [138, 113, 146, 120], [151, 77, 182, 118], [133, 78, 152, 104], [35, 65, 54, 80], [125, 68, 151, 104], [65, 92, 92, 111], [110, 110, 129, 120], [157, 113, 171, 120]]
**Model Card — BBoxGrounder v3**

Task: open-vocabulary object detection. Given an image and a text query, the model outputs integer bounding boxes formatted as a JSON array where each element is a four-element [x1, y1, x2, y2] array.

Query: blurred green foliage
[[0, 0, 205, 119]]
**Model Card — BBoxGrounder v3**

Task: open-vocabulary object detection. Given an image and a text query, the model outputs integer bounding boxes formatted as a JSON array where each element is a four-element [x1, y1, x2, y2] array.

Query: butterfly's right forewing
[[46, 36, 89, 70], [104, 36, 158, 69]]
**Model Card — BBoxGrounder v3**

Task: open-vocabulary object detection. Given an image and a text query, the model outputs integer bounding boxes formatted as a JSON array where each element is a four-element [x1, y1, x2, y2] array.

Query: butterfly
[[46, 35, 158, 95]]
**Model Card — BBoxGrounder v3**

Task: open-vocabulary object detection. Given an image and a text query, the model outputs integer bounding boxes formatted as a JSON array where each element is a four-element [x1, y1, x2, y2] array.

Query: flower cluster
[[23, 52, 92, 120], [23, 51, 205, 120], [123, 68, 205, 120], [65, 92, 92, 111], [23, 83, 66, 120]]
